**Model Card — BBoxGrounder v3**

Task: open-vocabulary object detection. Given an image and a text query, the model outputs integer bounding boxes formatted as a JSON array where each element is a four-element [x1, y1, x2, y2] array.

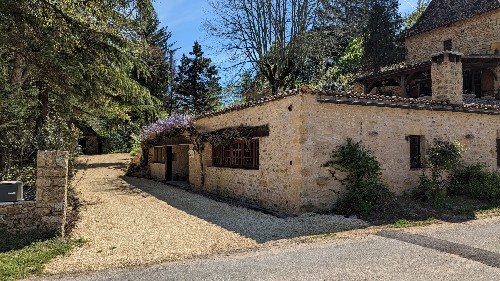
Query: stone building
[[143, 0, 500, 216], [356, 0, 500, 101], [146, 87, 500, 216]]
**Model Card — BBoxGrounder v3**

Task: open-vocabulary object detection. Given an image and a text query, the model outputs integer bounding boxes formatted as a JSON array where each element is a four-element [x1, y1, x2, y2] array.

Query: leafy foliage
[[315, 0, 369, 60], [449, 164, 500, 202], [173, 42, 221, 115], [312, 0, 405, 87], [427, 141, 464, 173], [322, 138, 391, 217], [362, 0, 406, 72], [0, 1, 171, 183], [132, 1, 174, 118], [315, 37, 364, 89], [417, 141, 464, 207], [404, 0, 430, 29]]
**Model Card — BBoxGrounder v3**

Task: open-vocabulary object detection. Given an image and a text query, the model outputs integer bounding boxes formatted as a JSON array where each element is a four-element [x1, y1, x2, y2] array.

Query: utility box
[[0, 181, 24, 202]]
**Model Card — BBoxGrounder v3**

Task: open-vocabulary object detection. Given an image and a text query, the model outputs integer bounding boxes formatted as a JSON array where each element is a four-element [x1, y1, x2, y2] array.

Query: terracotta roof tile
[[195, 88, 500, 119]]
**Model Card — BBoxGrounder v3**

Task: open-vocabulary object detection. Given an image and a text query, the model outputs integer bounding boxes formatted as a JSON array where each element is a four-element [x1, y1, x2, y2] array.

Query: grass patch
[[365, 195, 500, 226], [307, 233, 337, 239], [0, 238, 84, 281], [390, 217, 438, 228]]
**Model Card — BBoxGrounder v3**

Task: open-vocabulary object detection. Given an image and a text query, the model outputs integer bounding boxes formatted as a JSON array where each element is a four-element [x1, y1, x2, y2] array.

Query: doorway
[[166, 146, 173, 181]]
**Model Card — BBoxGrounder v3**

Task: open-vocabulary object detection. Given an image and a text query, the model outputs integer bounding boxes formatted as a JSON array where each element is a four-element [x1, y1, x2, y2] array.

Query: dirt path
[[44, 154, 366, 274]]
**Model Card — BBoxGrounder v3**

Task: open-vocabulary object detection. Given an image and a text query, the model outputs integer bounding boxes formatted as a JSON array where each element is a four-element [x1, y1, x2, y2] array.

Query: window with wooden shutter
[[212, 139, 259, 169], [409, 136, 422, 169]]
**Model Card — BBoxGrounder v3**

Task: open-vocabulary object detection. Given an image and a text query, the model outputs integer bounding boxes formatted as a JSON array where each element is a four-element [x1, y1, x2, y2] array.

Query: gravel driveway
[[44, 154, 367, 274]]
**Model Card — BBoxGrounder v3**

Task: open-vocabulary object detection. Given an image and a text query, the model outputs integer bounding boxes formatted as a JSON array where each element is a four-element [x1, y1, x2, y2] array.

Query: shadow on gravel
[[120, 176, 368, 243]]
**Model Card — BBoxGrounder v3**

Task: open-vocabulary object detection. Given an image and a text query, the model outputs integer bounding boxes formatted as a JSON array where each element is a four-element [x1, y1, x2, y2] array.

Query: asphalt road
[[29, 217, 500, 281]]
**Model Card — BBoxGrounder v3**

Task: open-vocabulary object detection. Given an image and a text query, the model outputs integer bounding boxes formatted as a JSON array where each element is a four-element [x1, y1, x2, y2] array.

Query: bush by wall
[[416, 141, 463, 207], [449, 164, 500, 202], [322, 138, 391, 217]]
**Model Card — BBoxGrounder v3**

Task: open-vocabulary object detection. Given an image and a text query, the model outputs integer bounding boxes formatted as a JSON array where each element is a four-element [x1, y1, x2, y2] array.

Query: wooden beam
[[205, 124, 270, 138], [157, 135, 191, 146]]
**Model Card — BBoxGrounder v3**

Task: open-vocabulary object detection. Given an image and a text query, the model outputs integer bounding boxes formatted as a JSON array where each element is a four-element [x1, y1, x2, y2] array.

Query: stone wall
[[431, 52, 463, 104], [0, 151, 68, 236], [150, 163, 165, 181], [190, 95, 305, 215], [405, 9, 500, 64], [191, 93, 500, 215], [137, 88, 500, 216], [149, 147, 165, 181], [300, 94, 500, 213]]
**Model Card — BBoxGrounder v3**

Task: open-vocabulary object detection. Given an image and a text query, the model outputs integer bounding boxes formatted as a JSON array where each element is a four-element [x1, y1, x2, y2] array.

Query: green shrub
[[426, 141, 463, 172], [417, 141, 463, 207], [417, 174, 446, 207], [449, 164, 500, 202], [322, 138, 391, 217], [129, 139, 141, 157]]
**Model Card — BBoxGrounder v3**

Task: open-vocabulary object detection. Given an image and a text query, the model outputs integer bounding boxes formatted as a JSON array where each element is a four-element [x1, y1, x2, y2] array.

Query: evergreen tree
[[315, 0, 369, 58], [133, 1, 174, 121], [405, 0, 430, 29], [173, 42, 221, 115], [0, 0, 160, 175], [362, 0, 406, 71]]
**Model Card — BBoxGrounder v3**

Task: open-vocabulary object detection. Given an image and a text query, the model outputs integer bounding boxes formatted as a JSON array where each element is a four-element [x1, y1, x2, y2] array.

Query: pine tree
[[362, 0, 406, 72], [133, 2, 174, 121], [173, 42, 221, 115], [315, 0, 370, 57]]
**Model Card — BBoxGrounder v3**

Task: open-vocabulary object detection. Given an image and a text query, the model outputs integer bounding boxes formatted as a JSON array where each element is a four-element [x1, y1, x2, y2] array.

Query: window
[[497, 139, 500, 167], [153, 146, 165, 163], [443, 39, 453, 51], [409, 135, 422, 169], [212, 139, 259, 169]]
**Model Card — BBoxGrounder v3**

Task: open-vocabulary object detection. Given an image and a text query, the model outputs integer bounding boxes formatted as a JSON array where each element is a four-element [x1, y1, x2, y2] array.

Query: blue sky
[[153, 0, 418, 77]]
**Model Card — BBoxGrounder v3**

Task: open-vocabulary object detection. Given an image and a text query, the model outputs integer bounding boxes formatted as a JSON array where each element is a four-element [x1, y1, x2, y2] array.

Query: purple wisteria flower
[[138, 114, 194, 143]]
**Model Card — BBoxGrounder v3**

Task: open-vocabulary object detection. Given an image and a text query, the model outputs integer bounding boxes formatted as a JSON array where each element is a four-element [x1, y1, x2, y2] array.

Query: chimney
[[431, 51, 463, 104]]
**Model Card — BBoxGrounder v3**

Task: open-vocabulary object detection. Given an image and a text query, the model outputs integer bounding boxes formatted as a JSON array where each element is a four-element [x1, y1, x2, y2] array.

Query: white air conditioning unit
[[0, 181, 24, 202]]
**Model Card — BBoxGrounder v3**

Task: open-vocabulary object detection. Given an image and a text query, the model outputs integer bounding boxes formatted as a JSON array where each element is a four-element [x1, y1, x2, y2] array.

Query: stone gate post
[[36, 150, 69, 237]]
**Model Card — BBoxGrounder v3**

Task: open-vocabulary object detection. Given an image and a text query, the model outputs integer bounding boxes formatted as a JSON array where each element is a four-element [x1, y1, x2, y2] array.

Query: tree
[[173, 42, 222, 115], [362, 0, 406, 72], [317, 36, 364, 89], [205, 0, 317, 94], [315, 0, 369, 59], [404, 0, 430, 29], [0, 0, 160, 178], [133, 1, 175, 119]]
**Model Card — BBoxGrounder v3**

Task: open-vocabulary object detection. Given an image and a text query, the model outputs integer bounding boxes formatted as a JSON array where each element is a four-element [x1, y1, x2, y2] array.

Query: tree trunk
[[35, 82, 49, 136], [141, 146, 149, 167]]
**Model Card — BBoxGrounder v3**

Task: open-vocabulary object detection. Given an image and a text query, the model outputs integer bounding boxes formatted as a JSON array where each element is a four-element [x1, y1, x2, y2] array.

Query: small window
[[444, 39, 453, 51], [153, 146, 165, 163], [409, 135, 423, 169], [497, 139, 500, 167], [212, 139, 259, 169]]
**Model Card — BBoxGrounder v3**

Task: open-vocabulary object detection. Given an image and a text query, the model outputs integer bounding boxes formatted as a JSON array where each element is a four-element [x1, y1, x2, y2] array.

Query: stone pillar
[[36, 150, 69, 237], [431, 51, 464, 104]]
